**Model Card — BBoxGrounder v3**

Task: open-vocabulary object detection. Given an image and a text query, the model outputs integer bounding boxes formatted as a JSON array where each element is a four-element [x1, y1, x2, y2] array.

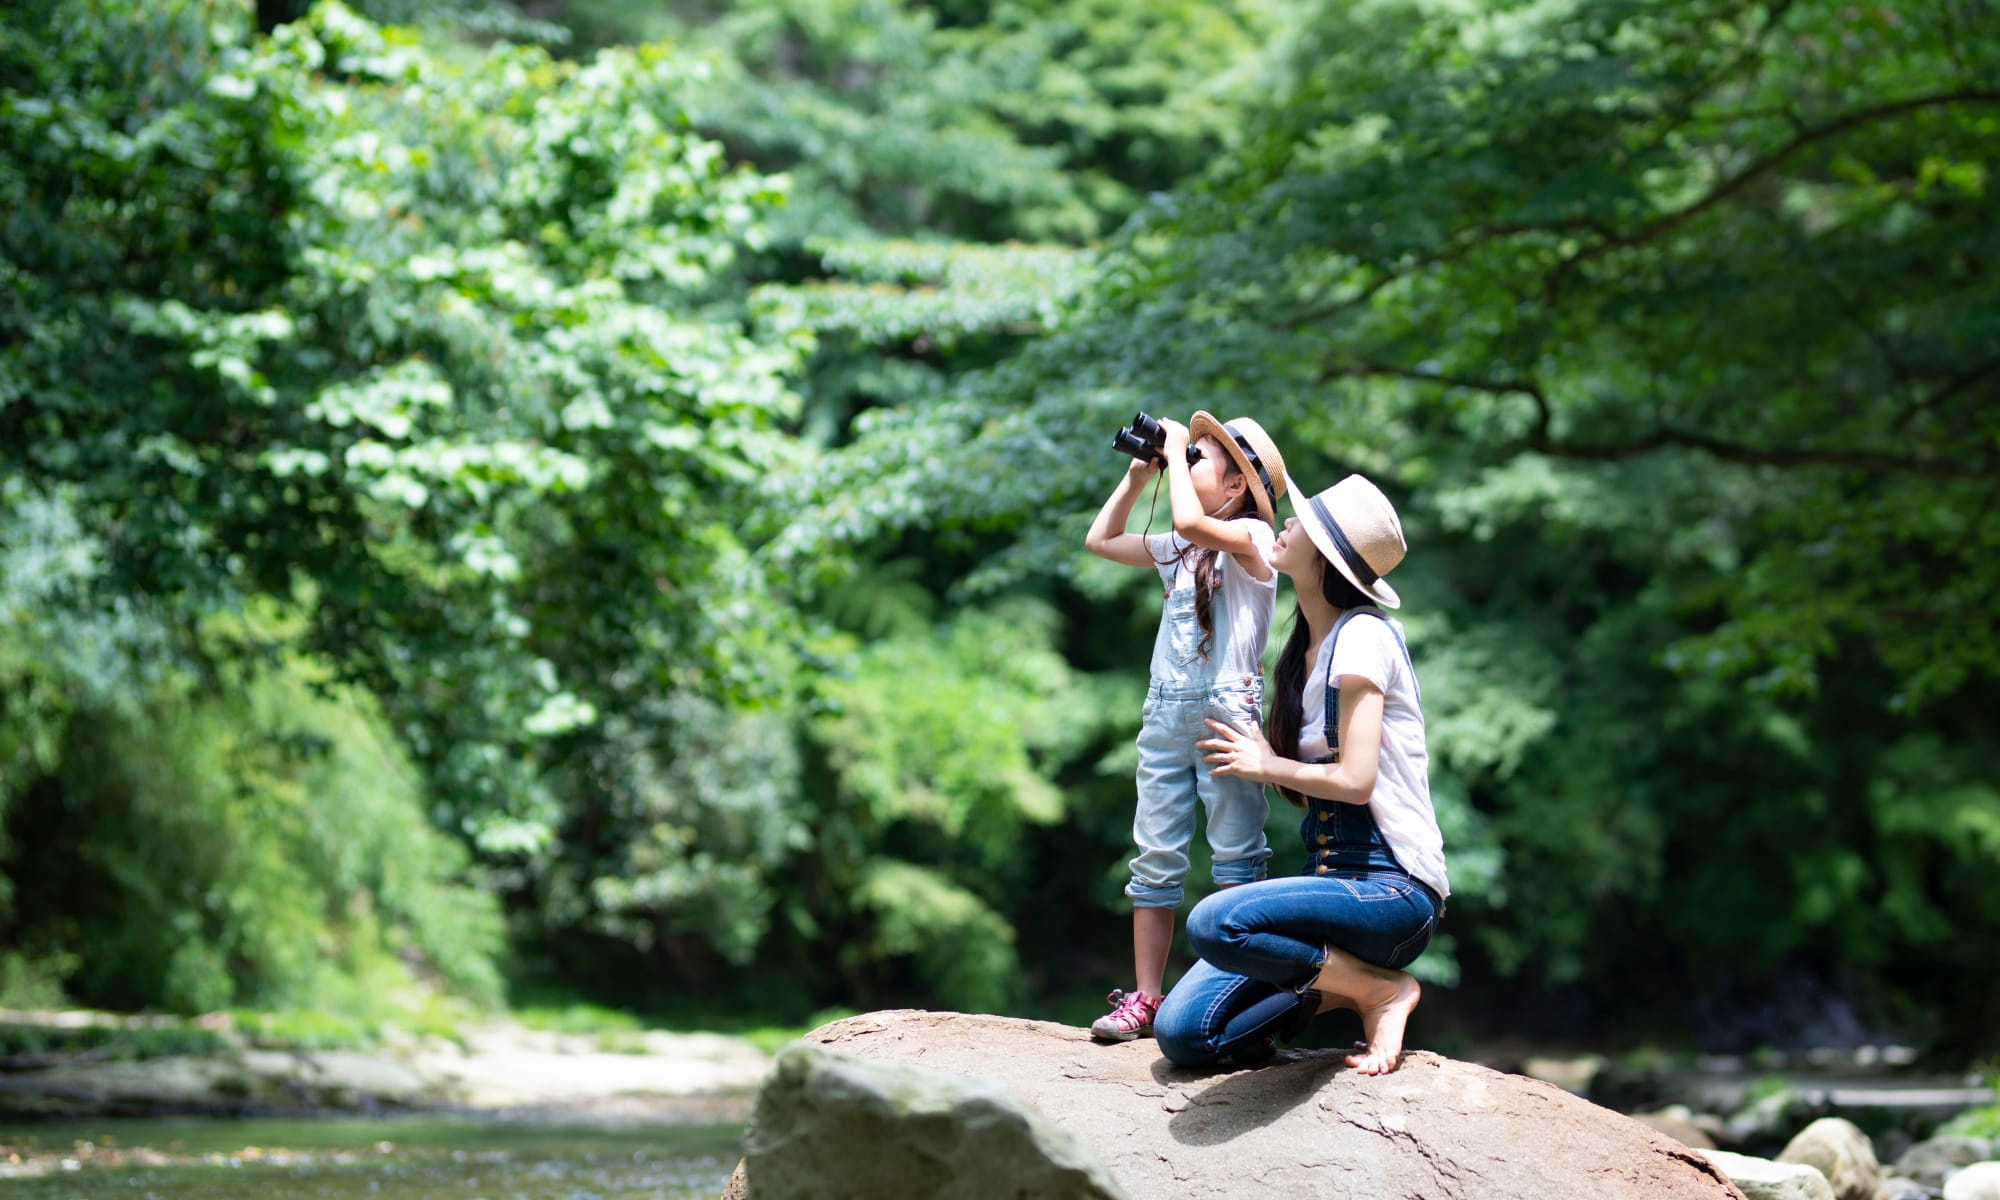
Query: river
[[0, 1114, 744, 1199]]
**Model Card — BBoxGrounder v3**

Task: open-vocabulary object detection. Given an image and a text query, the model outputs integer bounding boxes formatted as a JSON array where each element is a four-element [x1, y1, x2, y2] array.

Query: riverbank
[[0, 1007, 772, 1122]]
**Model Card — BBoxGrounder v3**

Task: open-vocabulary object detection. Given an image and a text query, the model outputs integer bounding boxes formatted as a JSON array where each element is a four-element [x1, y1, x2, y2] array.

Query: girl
[[1153, 473, 1448, 1073], [1082, 412, 1289, 1042]]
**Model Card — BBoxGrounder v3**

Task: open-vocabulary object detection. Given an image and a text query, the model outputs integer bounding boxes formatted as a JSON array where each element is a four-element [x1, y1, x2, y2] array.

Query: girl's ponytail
[[1187, 484, 1263, 661]]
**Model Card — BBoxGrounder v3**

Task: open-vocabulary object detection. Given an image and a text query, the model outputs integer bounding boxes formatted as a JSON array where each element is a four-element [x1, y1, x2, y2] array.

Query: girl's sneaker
[[1089, 989, 1159, 1042]]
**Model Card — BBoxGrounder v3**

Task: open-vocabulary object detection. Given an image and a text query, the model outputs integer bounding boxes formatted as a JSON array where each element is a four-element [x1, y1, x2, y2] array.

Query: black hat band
[[1308, 492, 1379, 586], [1223, 422, 1276, 512]]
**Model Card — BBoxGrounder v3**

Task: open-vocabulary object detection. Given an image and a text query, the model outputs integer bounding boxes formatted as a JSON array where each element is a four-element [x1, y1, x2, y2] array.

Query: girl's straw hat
[[1286, 473, 1407, 608], [1187, 412, 1287, 527]]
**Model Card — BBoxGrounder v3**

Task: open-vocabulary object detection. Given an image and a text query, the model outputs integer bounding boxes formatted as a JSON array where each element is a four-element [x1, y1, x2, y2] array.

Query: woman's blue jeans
[[1153, 871, 1438, 1067]]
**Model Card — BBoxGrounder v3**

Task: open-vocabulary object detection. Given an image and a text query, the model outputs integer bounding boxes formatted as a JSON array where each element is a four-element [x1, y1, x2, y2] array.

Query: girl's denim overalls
[[1127, 566, 1272, 909]]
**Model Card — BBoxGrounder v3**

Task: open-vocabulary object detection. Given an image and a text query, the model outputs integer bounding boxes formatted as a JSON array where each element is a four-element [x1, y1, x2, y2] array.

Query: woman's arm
[[1200, 678, 1384, 804], [1159, 420, 1273, 582], [1084, 458, 1164, 568]]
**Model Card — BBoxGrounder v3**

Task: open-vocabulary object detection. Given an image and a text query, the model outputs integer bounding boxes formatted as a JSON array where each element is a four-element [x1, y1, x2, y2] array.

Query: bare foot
[[1310, 944, 1422, 1075], [1346, 973, 1419, 1074]]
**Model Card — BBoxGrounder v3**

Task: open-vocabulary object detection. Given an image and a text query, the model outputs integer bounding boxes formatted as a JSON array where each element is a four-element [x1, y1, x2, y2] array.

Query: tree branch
[[1524, 425, 1996, 481], [1321, 358, 1998, 481], [1543, 90, 2000, 302]]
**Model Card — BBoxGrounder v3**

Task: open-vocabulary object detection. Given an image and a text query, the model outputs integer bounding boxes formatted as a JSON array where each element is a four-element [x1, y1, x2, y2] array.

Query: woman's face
[[1270, 516, 1322, 581], [1189, 436, 1244, 514]]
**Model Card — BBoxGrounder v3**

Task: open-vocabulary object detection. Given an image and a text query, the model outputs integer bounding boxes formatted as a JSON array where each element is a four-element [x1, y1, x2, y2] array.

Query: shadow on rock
[[1152, 1052, 1347, 1146]]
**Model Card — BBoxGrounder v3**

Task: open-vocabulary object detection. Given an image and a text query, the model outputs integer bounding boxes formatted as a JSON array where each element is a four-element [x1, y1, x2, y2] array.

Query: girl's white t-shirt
[[1299, 610, 1450, 899], [1145, 526, 1277, 681]]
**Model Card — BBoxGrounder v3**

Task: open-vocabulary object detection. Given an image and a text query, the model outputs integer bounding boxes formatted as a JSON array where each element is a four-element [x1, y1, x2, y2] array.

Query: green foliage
[[557, 689, 803, 969], [3, 0, 1996, 1058], [0, 648, 503, 1016], [759, 0, 2000, 1043], [801, 598, 1123, 1010], [0, 0, 801, 856], [0, 1021, 232, 1062], [1941, 1101, 2000, 1140]]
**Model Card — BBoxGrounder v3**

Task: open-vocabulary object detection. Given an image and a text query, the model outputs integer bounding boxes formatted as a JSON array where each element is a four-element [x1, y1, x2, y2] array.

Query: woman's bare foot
[[1309, 943, 1422, 1075]]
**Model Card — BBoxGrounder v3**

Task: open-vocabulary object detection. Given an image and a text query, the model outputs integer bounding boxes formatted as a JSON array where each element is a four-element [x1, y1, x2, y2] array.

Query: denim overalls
[[1300, 606, 1444, 920], [1127, 559, 1272, 909]]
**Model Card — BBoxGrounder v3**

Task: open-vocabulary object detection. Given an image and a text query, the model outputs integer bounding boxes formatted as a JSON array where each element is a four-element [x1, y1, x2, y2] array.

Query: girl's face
[[1189, 436, 1245, 514], [1270, 516, 1322, 581]]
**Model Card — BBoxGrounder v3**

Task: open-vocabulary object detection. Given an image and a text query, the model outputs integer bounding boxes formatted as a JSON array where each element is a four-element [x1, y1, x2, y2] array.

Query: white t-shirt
[[1300, 610, 1450, 898], [1144, 525, 1277, 681]]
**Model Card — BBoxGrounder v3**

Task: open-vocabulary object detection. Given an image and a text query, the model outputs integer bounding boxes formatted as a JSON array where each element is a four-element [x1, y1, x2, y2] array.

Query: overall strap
[[1323, 607, 1423, 757]]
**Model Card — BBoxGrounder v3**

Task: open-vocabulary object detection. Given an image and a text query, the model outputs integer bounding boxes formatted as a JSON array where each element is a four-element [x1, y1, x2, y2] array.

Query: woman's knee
[[1184, 891, 1232, 955], [1151, 1000, 1219, 1068]]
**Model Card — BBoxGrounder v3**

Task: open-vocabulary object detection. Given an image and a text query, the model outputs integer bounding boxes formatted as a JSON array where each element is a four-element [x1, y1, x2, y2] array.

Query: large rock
[[1899, 1139, 1998, 1190], [737, 1043, 1124, 1200], [1699, 1150, 1836, 1200], [764, 1010, 1744, 1199], [1945, 1162, 2000, 1200], [1776, 1117, 1879, 1200]]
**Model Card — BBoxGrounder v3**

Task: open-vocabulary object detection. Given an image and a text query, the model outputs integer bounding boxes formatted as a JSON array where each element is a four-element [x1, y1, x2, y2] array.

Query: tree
[[777, 0, 2000, 1044]]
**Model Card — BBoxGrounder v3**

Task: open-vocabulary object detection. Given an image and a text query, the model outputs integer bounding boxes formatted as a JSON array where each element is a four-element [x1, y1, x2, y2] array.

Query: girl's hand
[[1201, 717, 1276, 782], [1126, 455, 1160, 482], [1158, 417, 1191, 452]]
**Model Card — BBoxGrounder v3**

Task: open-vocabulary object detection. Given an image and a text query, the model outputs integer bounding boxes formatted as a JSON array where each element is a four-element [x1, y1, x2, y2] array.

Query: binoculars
[[1111, 411, 1203, 467]]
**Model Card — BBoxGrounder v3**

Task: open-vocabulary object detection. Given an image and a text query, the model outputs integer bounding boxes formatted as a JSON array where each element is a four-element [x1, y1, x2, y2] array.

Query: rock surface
[[1898, 1139, 1998, 1190], [1699, 1149, 1836, 1200], [1945, 1162, 2000, 1200], [1777, 1117, 1879, 1200], [766, 1009, 1746, 1200], [737, 1043, 1124, 1200], [0, 1018, 769, 1117]]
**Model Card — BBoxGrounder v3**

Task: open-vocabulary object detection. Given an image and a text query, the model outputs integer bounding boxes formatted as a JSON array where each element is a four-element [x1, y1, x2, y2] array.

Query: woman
[[1152, 473, 1449, 1074]]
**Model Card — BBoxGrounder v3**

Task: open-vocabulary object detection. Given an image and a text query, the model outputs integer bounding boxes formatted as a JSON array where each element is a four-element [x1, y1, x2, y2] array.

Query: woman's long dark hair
[[1268, 551, 1378, 808]]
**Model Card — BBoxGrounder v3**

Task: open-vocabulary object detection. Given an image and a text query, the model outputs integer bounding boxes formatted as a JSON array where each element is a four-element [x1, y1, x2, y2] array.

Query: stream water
[[0, 1114, 744, 1199]]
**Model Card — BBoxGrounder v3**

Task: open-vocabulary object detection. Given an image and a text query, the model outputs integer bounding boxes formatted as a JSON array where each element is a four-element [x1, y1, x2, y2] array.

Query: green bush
[[0, 650, 504, 1019]]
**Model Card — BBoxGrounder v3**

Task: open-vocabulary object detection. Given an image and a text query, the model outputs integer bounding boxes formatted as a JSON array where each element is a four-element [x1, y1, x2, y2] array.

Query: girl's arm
[[1158, 420, 1274, 582], [1084, 457, 1164, 568], [1199, 678, 1385, 805]]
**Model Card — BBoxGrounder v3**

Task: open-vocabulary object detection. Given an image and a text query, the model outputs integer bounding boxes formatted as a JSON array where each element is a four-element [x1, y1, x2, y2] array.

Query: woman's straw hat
[[1286, 473, 1407, 608], [1187, 412, 1287, 527]]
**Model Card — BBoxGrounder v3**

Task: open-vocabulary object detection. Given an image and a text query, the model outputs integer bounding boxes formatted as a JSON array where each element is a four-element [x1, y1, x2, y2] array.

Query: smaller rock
[[1897, 1139, 1996, 1190], [741, 1043, 1125, 1200], [1944, 1163, 2000, 1200], [1700, 1149, 1836, 1200], [1877, 1131, 1918, 1169], [1778, 1117, 1880, 1200], [1635, 1105, 1719, 1150], [1878, 1177, 1942, 1200], [1729, 1087, 1811, 1146], [1523, 1054, 1605, 1094]]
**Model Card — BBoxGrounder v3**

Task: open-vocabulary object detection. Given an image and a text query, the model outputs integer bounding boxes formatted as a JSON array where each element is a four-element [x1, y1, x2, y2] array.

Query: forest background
[[2, 0, 1996, 1064]]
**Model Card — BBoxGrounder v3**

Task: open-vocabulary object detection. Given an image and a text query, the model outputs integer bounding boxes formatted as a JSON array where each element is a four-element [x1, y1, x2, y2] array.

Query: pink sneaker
[[1089, 989, 1159, 1042]]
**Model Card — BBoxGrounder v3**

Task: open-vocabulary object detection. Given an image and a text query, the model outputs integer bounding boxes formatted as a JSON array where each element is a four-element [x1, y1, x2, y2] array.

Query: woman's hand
[[1201, 717, 1277, 782]]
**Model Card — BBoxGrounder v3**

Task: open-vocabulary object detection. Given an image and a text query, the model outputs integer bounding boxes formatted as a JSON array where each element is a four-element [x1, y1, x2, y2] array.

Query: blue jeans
[[1126, 676, 1271, 908], [1153, 871, 1439, 1066]]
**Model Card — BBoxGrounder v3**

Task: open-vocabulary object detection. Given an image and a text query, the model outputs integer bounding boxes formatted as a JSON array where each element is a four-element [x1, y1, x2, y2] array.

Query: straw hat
[[1187, 412, 1287, 527], [1286, 473, 1407, 608]]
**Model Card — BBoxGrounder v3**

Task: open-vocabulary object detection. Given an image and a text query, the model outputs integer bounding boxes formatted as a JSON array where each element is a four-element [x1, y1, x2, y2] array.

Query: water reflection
[[0, 1114, 744, 1199]]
